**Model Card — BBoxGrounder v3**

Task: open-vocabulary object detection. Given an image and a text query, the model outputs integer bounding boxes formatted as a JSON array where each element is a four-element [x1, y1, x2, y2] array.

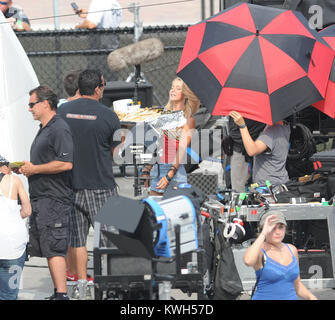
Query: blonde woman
[[244, 211, 317, 300], [142, 77, 200, 195]]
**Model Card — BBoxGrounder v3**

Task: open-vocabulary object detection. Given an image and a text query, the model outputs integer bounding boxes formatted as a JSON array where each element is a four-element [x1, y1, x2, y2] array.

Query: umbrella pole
[[222, 116, 230, 189]]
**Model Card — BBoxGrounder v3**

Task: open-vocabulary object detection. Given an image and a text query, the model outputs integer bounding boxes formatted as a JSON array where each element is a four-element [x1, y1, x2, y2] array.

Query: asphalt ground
[[16, 165, 335, 301]]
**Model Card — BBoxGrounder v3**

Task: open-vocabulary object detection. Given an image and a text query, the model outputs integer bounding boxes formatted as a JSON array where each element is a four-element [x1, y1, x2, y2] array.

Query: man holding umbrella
[[229, 117, 265, 192], [230, 111, 290, 188]]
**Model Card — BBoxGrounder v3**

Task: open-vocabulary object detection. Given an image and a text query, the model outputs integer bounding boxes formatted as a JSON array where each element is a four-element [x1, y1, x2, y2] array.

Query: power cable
[[287, 123, 316, 161], [0, 0, 196, 25]]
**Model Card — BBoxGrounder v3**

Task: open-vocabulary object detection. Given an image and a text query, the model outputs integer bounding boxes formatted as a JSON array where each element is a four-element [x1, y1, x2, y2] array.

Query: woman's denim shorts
[[150, 163, 187, 193]]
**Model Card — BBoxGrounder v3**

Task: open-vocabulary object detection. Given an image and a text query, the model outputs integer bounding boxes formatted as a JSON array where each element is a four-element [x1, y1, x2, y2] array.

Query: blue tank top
[[252, 243, 299, 300]]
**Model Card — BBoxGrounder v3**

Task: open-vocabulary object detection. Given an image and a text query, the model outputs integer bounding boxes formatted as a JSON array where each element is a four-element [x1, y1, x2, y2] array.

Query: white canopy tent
[[0, 11, 39, 165]]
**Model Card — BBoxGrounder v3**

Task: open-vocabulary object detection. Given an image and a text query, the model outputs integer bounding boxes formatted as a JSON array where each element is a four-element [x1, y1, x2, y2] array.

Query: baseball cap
[[0, 154, 9, 166], [259, 210, 287, 228]]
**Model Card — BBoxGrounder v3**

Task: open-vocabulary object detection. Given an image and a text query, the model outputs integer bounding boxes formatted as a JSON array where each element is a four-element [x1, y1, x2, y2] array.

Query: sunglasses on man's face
[[0, 2, 9, 5], [28, 101, 41, 108]]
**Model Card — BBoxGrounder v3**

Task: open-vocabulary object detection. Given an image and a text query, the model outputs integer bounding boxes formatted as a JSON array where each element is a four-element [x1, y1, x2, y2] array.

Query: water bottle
[[15, 10, 24, 30]]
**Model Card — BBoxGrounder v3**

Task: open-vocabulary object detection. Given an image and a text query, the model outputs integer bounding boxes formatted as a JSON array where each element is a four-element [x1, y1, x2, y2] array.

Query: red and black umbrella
[[313, 24, 335, 118], [177, 2, 334, 125]]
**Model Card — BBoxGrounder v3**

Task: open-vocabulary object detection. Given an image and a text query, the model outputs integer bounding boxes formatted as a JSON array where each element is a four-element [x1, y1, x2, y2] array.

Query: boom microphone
[[107, 38, 164, 72]]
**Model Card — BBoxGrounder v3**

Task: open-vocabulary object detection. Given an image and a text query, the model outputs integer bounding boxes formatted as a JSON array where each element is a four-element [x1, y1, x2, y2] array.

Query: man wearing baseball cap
[[243, 210, 317, 300], [0, 155, 10, 175]]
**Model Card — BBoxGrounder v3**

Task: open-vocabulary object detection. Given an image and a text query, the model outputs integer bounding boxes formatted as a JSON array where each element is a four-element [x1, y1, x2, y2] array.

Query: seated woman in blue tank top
[[243, 211, 317, 300]]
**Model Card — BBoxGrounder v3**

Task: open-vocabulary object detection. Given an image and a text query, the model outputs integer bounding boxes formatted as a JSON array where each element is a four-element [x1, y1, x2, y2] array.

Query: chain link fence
[[16, 26, 189, 107]]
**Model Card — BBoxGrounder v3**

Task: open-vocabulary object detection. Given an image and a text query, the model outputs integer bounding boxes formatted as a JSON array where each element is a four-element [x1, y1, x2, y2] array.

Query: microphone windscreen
[[107, 38, 164, 72]]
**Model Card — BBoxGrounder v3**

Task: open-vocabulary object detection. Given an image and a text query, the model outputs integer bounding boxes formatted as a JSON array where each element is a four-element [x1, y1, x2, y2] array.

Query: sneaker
[[78, 279, 88, 300], [45, 288, 57, 300], [66, 270, 94, 283], [66, 270, 78, 282], [45, 290, 70, 300], [85, 285, 92, 300], [55, 293, 70, 300], [87, 274, 94, 284], [71, 285, 80, 300], [71, 283, 92, 300]]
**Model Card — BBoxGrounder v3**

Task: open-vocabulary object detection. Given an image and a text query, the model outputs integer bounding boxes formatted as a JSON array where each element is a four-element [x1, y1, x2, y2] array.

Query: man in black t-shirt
[[19, 85, 73, 300], [57, 69, 121, 299]]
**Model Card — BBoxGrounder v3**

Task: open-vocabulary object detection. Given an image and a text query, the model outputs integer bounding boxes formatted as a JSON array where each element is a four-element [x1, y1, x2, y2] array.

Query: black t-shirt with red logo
[[57, 98, 121, 190]]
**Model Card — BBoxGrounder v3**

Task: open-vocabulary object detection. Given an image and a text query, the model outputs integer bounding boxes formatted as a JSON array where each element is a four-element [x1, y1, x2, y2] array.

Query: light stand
[[121, 121, 161, 197], [128, 2, 143, 43], [133, 64, 141, 104], [129, 144, 146, 197], [127, 2, 144, 105], [126, 2, 163, 106]]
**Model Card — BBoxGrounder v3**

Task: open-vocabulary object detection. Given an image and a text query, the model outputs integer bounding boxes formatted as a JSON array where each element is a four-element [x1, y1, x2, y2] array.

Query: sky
[[12, 0, 222, 30]]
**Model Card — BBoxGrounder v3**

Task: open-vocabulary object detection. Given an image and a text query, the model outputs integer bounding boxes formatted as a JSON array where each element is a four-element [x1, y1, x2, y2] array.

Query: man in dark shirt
[[229, 117, 265, 192], [57, 69, 121, 299], [19, 85, 73, 300], [0, 0, 31, 31]]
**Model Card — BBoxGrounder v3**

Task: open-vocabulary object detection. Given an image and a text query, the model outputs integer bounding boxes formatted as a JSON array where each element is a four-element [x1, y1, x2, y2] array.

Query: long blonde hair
[[165, 77, 200, 119]]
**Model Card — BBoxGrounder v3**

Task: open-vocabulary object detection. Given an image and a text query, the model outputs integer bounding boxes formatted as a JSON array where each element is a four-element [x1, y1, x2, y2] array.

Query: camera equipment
[[142, 195, 198, 257], [201, 187, 271, 245], [223, 218, 246, 242], [95, 188, 200, 259], [201, 197, 246, 244], [71, 2, 80, 14], [93, 183, 207, 300]]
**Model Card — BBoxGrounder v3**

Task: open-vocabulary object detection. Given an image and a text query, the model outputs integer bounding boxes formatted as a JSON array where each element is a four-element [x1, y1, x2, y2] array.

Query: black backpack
[[276, 174, 329, 203]]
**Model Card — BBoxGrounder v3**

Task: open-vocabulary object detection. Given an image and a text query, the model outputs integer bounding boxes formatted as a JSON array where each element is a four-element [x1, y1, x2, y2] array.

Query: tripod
[[126, 65, 163, 106], [125, 3, 163, 106]]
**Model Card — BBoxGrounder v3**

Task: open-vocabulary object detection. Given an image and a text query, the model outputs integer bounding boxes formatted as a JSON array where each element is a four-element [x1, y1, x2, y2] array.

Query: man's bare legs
[[65, 247, 77, 276], [71, 246, 88, 280], [47, 256, 67, 293]]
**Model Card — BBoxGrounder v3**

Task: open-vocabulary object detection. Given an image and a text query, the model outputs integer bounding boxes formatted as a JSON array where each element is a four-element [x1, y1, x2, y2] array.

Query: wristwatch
[[239, 123, 246, 129]]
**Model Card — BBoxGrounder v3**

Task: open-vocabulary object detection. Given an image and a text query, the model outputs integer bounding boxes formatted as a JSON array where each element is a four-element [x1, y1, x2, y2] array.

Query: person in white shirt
[[74, 0, 122, 81], [75, 0, 122, 29], [0, 162, 31, 300]]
